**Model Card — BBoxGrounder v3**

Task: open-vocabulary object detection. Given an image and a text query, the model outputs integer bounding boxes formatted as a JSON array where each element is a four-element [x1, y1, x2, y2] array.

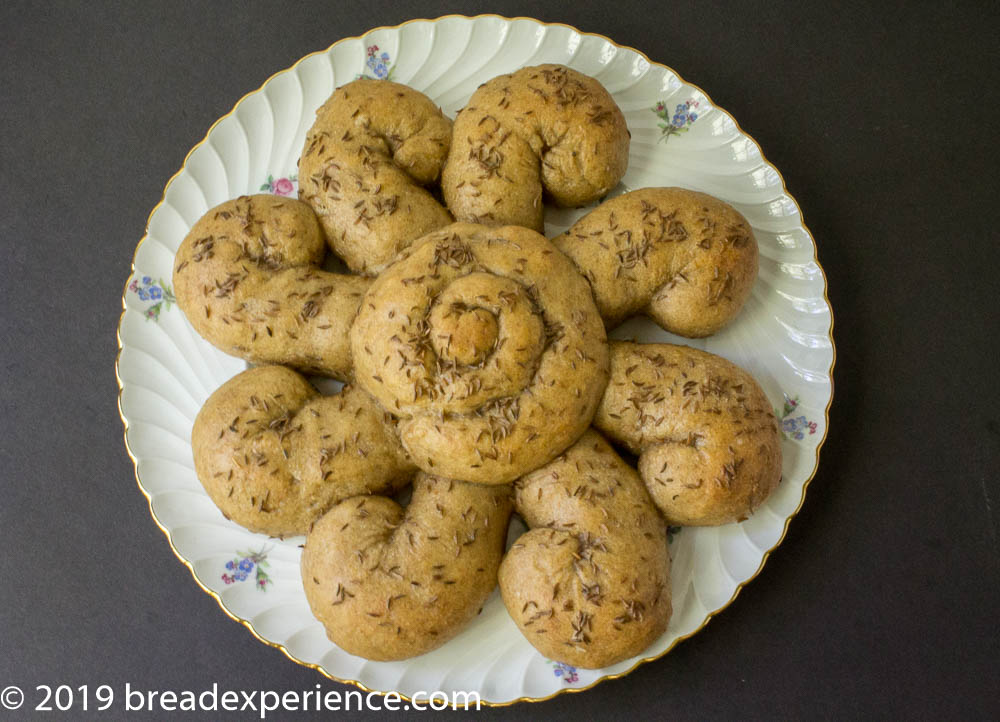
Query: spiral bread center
[[429, 302, 499, 367], [350, 223, 609, 484]]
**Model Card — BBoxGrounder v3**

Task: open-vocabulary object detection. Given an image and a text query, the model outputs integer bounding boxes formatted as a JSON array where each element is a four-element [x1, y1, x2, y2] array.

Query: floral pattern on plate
[[547, 660, 579, 684], [128, 275, 175, 322], [361, 44, 392, 79], [222, 547, 272, 591], [777, 394, 818, 441], [260, 173, 297, 196], [653, 99, 700, 143]]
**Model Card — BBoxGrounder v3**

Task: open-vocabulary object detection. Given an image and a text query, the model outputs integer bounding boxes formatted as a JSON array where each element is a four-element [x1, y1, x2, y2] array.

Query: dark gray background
[[2, 0, 999, 719]]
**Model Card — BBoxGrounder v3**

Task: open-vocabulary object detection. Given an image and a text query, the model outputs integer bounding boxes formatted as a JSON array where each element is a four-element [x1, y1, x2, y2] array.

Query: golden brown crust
[[594, 341, 782, 525], [442, 65, 629, 231], [172, 195, 370, 380], [553, 188, 758, 337], [499, 430, 671, 668], [192, 365, 415, 537], [298, 79, 453, 273], [300, 474, 512, 660], [350, 222, 609, 484]]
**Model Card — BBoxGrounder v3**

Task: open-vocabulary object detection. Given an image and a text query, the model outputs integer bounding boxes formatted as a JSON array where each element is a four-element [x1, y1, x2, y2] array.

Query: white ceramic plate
[[117, 15, 834, 706]]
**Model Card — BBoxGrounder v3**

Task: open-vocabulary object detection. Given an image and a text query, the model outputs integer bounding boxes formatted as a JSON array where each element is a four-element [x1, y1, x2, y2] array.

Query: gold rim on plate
[[115, 14, 836, 707]]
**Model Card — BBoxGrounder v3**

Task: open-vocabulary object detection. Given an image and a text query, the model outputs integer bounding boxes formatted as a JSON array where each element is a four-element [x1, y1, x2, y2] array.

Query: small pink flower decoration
[[260, 174, 297, 195]]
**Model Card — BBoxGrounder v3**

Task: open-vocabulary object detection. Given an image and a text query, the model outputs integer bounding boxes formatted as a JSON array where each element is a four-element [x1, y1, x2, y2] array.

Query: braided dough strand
[[442, 65, 629, 231], [301, 474, 512, 660], [299, 79, 453, 273], [350, 223, 609, 484], [192, 366, 415, 537], [500, 430, 671, 668], [553, 188, 758, 337], [173, 195, 370, 380], [595, 341, 782, 525]]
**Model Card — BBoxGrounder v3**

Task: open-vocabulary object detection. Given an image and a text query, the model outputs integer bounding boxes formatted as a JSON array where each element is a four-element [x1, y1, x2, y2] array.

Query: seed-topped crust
[[553, 188, 758, 338], [173, 195, 370, 380], [171, 67, 786, 668], [595, 341, 782, 525], [500, 430, 671, 668], [350, 222, 609, 484], [299, 78, 453, 274], [192, 365, 415, 537], [442, 64, 629, 231], [301, 473, 512, 661]]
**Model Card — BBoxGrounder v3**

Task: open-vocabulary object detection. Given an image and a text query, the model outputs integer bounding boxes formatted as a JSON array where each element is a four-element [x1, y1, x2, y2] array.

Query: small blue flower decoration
[[128, 275, 176, 322], [362, 44, 393, 80], [546, 660, 579, 684], [221, 547, 273, 590], [776, 395, 818, 441], [652, 98, 701, 143]]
